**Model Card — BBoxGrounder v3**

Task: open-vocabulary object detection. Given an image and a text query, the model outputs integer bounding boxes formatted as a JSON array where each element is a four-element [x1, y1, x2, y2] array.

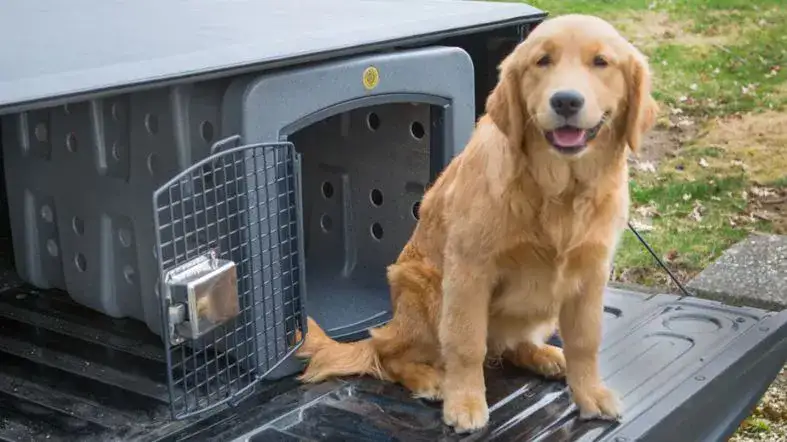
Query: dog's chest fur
[[489, 167, 628, 319]]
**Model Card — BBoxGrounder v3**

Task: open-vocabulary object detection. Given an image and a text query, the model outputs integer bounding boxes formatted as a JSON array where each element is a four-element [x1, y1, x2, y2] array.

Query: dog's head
[[486, 14, 658, 157]]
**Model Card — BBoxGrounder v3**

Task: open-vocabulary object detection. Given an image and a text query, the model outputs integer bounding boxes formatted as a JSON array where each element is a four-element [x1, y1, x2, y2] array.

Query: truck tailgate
[[1, 284, 784, 442], [200, 289, 787, 442]]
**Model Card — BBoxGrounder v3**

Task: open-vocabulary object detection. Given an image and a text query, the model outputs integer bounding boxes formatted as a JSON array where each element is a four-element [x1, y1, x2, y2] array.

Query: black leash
[[626, 221, 694, 297]]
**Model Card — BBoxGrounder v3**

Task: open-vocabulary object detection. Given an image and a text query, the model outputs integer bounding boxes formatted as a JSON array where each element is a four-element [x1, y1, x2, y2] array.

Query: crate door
[[153, 141, 306, 419]]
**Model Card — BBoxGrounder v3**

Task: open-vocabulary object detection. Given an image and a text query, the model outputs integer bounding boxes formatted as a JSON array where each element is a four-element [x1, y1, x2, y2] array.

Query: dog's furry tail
[[295, 316, 385, 383]]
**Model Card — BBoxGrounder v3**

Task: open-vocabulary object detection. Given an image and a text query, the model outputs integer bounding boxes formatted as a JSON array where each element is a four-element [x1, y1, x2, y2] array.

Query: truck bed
[[1, 265, 785, 441]]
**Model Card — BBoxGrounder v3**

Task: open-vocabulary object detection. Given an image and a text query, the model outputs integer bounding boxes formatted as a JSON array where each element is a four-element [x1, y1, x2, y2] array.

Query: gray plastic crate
[[0, 45, 473, 333], [0, 45, 475, 413]]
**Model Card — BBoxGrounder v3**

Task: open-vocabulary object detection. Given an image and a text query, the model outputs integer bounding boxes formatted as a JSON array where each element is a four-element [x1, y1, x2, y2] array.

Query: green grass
[[649, 25, 787, 116], [506, 0, 787, 116], [738, 416, 774, 435], [770, 176, 787, 188], [614, 175, 766, 282]]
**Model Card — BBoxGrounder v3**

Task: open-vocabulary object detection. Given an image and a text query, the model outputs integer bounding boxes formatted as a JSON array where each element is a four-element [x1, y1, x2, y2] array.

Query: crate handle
[[210, 134, 242, 154]]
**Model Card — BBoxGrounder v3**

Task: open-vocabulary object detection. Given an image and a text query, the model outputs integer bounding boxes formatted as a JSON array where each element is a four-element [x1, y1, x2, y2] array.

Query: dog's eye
[[536, 54, 552, 67], [593, 55, 609, 67]]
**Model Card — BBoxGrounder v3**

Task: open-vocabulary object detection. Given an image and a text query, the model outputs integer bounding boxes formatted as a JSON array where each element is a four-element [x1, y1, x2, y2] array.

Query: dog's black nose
[[550, 90, 585, 118]]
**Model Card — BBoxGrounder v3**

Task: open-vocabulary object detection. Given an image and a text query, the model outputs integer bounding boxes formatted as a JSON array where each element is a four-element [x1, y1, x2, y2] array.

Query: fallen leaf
[[730, 159, 747, 170], [750, 186, 778, 198], [688, 201, 704, 222], [752, 211, 775, 221], [634, 161, 657, 173], [664, 249, 679, 262], [762, 196, 787, 205], [731, 213, 757, 226], [630, 218, 654, 232], [635, 203, 660, 218], [741, 83, 758, 95]]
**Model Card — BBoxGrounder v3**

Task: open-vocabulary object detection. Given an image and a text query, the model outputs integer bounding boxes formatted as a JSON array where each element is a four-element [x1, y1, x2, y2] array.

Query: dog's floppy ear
[[624, 50, 659, 154], [486, 52, 526, 150]]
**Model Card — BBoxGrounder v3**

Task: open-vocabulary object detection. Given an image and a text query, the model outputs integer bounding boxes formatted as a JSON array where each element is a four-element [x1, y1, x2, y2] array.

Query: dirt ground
[[633, 112, 787, 235], [731, 367, 787, 442]]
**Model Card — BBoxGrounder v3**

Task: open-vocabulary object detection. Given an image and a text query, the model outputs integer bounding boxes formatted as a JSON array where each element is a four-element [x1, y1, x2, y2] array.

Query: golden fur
[[295, 14, 658, 433]]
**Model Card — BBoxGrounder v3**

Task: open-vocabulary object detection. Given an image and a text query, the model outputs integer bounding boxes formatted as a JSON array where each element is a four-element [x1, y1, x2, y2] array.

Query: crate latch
[[164, 249, 240, 345]]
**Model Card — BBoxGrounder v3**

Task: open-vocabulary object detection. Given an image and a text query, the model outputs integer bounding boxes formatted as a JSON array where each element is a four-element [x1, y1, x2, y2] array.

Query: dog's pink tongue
[[552, 128, 586, 147]]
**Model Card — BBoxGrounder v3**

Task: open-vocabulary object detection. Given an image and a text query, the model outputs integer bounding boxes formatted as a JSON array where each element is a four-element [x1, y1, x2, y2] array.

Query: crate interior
[[290, 102, 436, 339]]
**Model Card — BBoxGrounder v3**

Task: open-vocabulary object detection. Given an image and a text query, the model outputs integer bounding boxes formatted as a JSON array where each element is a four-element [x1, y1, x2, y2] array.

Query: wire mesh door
[[153, 141, 306, 419]]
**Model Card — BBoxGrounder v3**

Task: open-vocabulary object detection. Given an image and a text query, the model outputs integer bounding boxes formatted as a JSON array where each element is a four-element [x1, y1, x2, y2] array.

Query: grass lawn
[[493, 0, 787, 440]]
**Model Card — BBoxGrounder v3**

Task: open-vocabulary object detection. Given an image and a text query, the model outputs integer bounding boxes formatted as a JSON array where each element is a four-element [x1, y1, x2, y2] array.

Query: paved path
[[688, 233, 787, 310]]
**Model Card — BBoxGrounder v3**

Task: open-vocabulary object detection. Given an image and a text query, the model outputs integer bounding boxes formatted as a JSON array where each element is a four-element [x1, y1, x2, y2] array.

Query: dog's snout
[[550, 90, 585, 118]]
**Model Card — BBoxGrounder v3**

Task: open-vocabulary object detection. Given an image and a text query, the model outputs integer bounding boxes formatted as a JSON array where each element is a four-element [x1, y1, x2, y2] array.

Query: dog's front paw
[[571, 384, 621, 421], [442, 392, 489, 433]]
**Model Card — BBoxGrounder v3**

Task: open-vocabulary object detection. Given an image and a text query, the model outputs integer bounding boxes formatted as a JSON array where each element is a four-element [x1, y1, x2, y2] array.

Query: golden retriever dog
[[295, 14, 658, 433]]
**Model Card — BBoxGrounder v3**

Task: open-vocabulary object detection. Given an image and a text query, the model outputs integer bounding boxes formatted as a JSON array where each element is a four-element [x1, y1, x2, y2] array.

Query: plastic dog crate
[[0, 45, 475, 416]]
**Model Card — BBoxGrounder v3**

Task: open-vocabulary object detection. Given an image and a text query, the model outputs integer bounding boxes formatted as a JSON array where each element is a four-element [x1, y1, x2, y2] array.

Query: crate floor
[[307, 284, 392, 339], [0, 281, 785, 442]]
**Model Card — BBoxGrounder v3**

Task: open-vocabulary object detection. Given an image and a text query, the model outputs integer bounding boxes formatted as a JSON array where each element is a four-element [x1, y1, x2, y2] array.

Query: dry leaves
[[635, 203, 661, 218], [750, 186, 779, 199], [631, 203, 660, 233], [630, 218, 655, 232], [741, 83, 758, 95], [743, 185, 787, 234], [731, 159, 749, 171], [634, 160, 657, 173], [688, 200, 705, 222], [765, 64, 781, 79]]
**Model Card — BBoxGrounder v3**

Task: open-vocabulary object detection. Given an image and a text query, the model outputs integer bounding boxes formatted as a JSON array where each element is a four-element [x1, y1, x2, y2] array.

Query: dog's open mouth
[[545, 119, 605, 155]]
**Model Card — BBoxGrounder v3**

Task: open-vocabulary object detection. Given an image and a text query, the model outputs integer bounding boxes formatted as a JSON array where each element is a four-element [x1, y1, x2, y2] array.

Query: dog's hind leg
[[384, 358, 444, 401], [502, 320, 566, 379]]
